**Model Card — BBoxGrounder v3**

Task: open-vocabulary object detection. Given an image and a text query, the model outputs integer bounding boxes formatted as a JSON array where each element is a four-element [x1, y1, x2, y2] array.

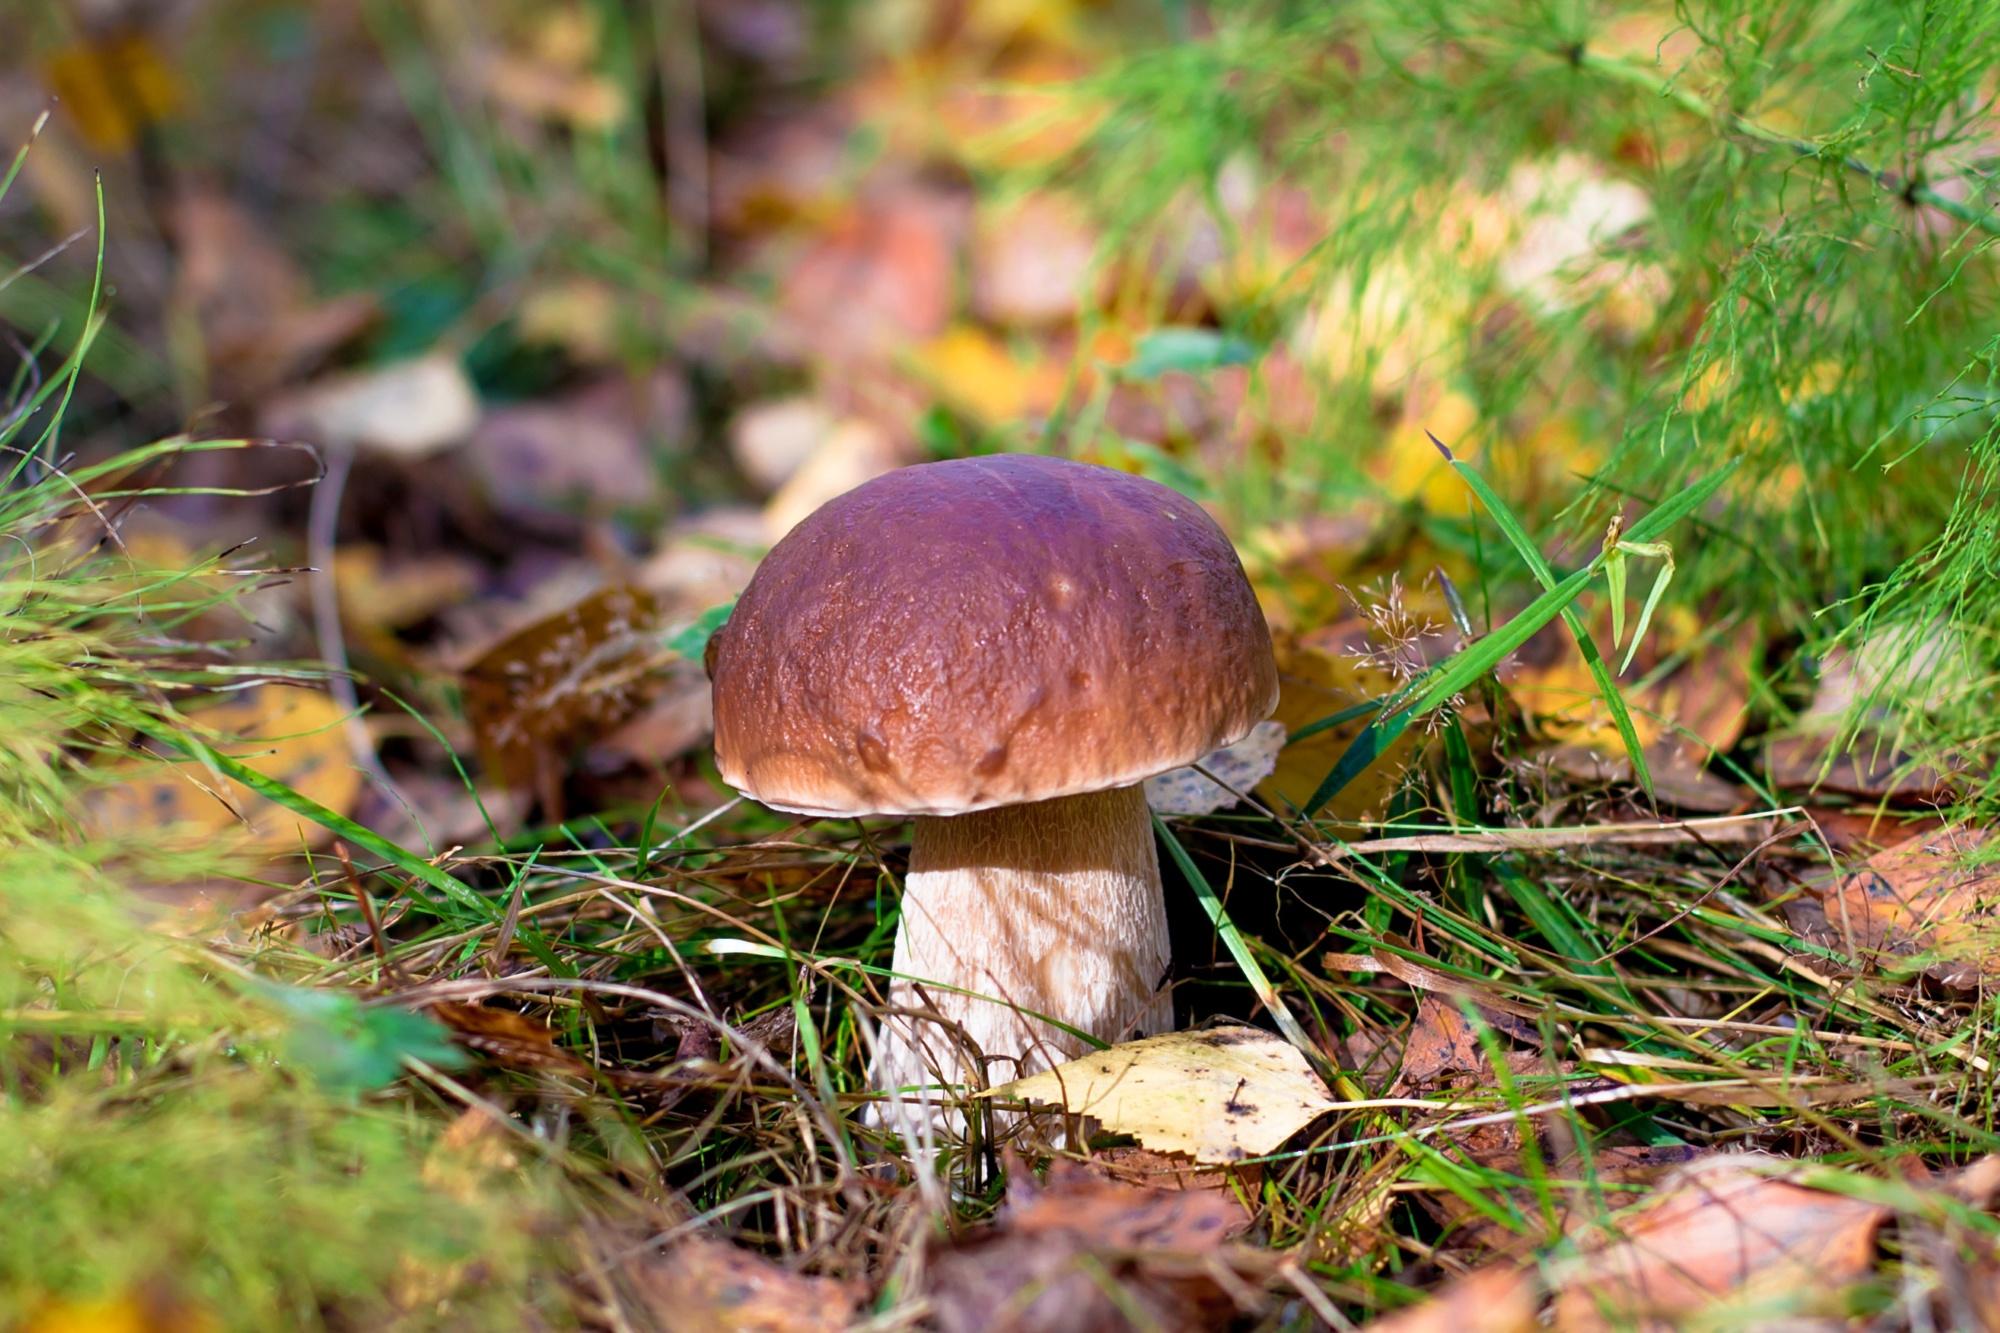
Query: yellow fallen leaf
[[91, 689, 361, 854], [1259, 632, 1416, 825], [911, 324, 1058, 425], [987, 1027, 1334, 1163], [1374, 389, 1481, 515], [44, 35, 182, 153]]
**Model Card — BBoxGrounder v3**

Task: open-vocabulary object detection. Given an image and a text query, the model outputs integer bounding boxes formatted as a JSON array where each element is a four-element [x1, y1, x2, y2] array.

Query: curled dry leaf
[[1393, 995, 1490, 1091], [989, 1026, 1333, 1164], [461, 585, 671, 804], [1144, 720, 1286, 815], [926, 1157, 1255, 1333], [631, 1237, 862, 1333], [427, 1003, 590, 1078], [1789, 826, 2000, 989], [1550, 1155, 1890, 1330]]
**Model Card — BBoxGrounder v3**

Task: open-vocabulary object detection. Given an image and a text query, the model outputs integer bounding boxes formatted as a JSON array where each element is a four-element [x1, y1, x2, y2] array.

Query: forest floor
[[5, 3, 2000, 1330]]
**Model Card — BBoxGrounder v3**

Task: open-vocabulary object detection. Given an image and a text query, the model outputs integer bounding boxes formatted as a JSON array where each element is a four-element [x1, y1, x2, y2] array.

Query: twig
[[305, 444, 410, 813]]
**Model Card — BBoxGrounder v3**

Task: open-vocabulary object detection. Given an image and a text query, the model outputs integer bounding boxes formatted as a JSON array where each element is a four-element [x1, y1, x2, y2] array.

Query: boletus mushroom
[[706, 454, 1278, 1112]]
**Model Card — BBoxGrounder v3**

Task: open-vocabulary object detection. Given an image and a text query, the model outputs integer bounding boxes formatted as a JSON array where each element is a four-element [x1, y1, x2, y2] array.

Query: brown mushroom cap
[[708, 454, 1279, 817]]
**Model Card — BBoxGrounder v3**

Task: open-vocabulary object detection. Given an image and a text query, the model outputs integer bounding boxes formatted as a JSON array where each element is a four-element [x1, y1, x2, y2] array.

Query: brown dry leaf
[[1395, 995, 1488, 1090], [170, 190, 376, 400], [780, 184, 966, 356], [91, 688, 360, 853], [465, 372, 683, 520], [926, 1157, 1255, 1333], [1764, 732, 1951, 804], [1368, 1266, 1541, 1333], [630, 1237, 862, 1333], [1550, 1156, 1889, 1330], [1513, 613, 1755, 811], [428, 1003, 591, 1077], [461, 585, 670, 802], [989, 1026, 1334, 1164], [262, 354, 478, 459], [1791, 826, 2000, 988], [592, 663, 713, 770], [1090, 1146, 1259, 1195], [971, 192, 1099, 328]]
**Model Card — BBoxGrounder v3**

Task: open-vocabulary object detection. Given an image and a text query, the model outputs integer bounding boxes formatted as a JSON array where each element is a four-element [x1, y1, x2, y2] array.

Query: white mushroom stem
[[871, 783, 1174, 1107]]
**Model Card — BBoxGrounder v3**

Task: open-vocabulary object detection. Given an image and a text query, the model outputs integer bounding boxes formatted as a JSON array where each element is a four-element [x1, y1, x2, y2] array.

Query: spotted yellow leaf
[[987, 1026, 1334, 1163]]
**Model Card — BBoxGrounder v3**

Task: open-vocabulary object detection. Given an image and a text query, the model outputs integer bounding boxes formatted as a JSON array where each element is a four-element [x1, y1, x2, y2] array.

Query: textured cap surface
[[708, 454, 1278, 816]]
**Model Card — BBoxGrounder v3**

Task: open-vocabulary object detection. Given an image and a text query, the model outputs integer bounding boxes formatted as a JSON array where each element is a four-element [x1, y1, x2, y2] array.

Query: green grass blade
[[1428, 431, 1654, 801], [0, 112, 47, 210], [1302, 460, 1735, 819], [1154, 813, 1331, 1076], [132, 717, 496, 922]]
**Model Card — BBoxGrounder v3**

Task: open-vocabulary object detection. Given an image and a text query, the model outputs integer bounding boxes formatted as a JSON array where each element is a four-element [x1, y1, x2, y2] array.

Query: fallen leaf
[[1551, 1156, 1890, 1330], [1144, 720, 1287, 815], [729, 397, 837, 492], [44, 32, 182, 152], [19, 1286, 217, 1333], [630, 1238, 862, 1333], [762, 418, 902, 540], [169, 189, 376, 400], [428, 1003, 590, 1077], [262, 354, 478, 459], [989, 1026, 1333, 1163], [911, 323, 1058, 424], [926, 1157, 1256, 1333], [334, 546, 482, 666], [90, 688, 360, 853], [971, 193, 1099, 328], [1256, 629, 1415, 824], [640, 507, 766, 610], [465, 372, 683, 520], [460, 585, 671, 806], [392, 1111, 528, 1311], [1764, 732, 1951, 804], [592, 662, 714, 770], [780, 184, 966, 356], [1368, 1266, 1541, 1333], [1395, 995, 1488, 1090], [514, 277, 624, 361], [1790, 826, 2000, 988]]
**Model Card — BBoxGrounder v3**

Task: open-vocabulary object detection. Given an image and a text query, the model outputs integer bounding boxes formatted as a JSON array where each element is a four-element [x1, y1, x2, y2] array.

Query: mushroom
[[706, 454, 1278, 1112]]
